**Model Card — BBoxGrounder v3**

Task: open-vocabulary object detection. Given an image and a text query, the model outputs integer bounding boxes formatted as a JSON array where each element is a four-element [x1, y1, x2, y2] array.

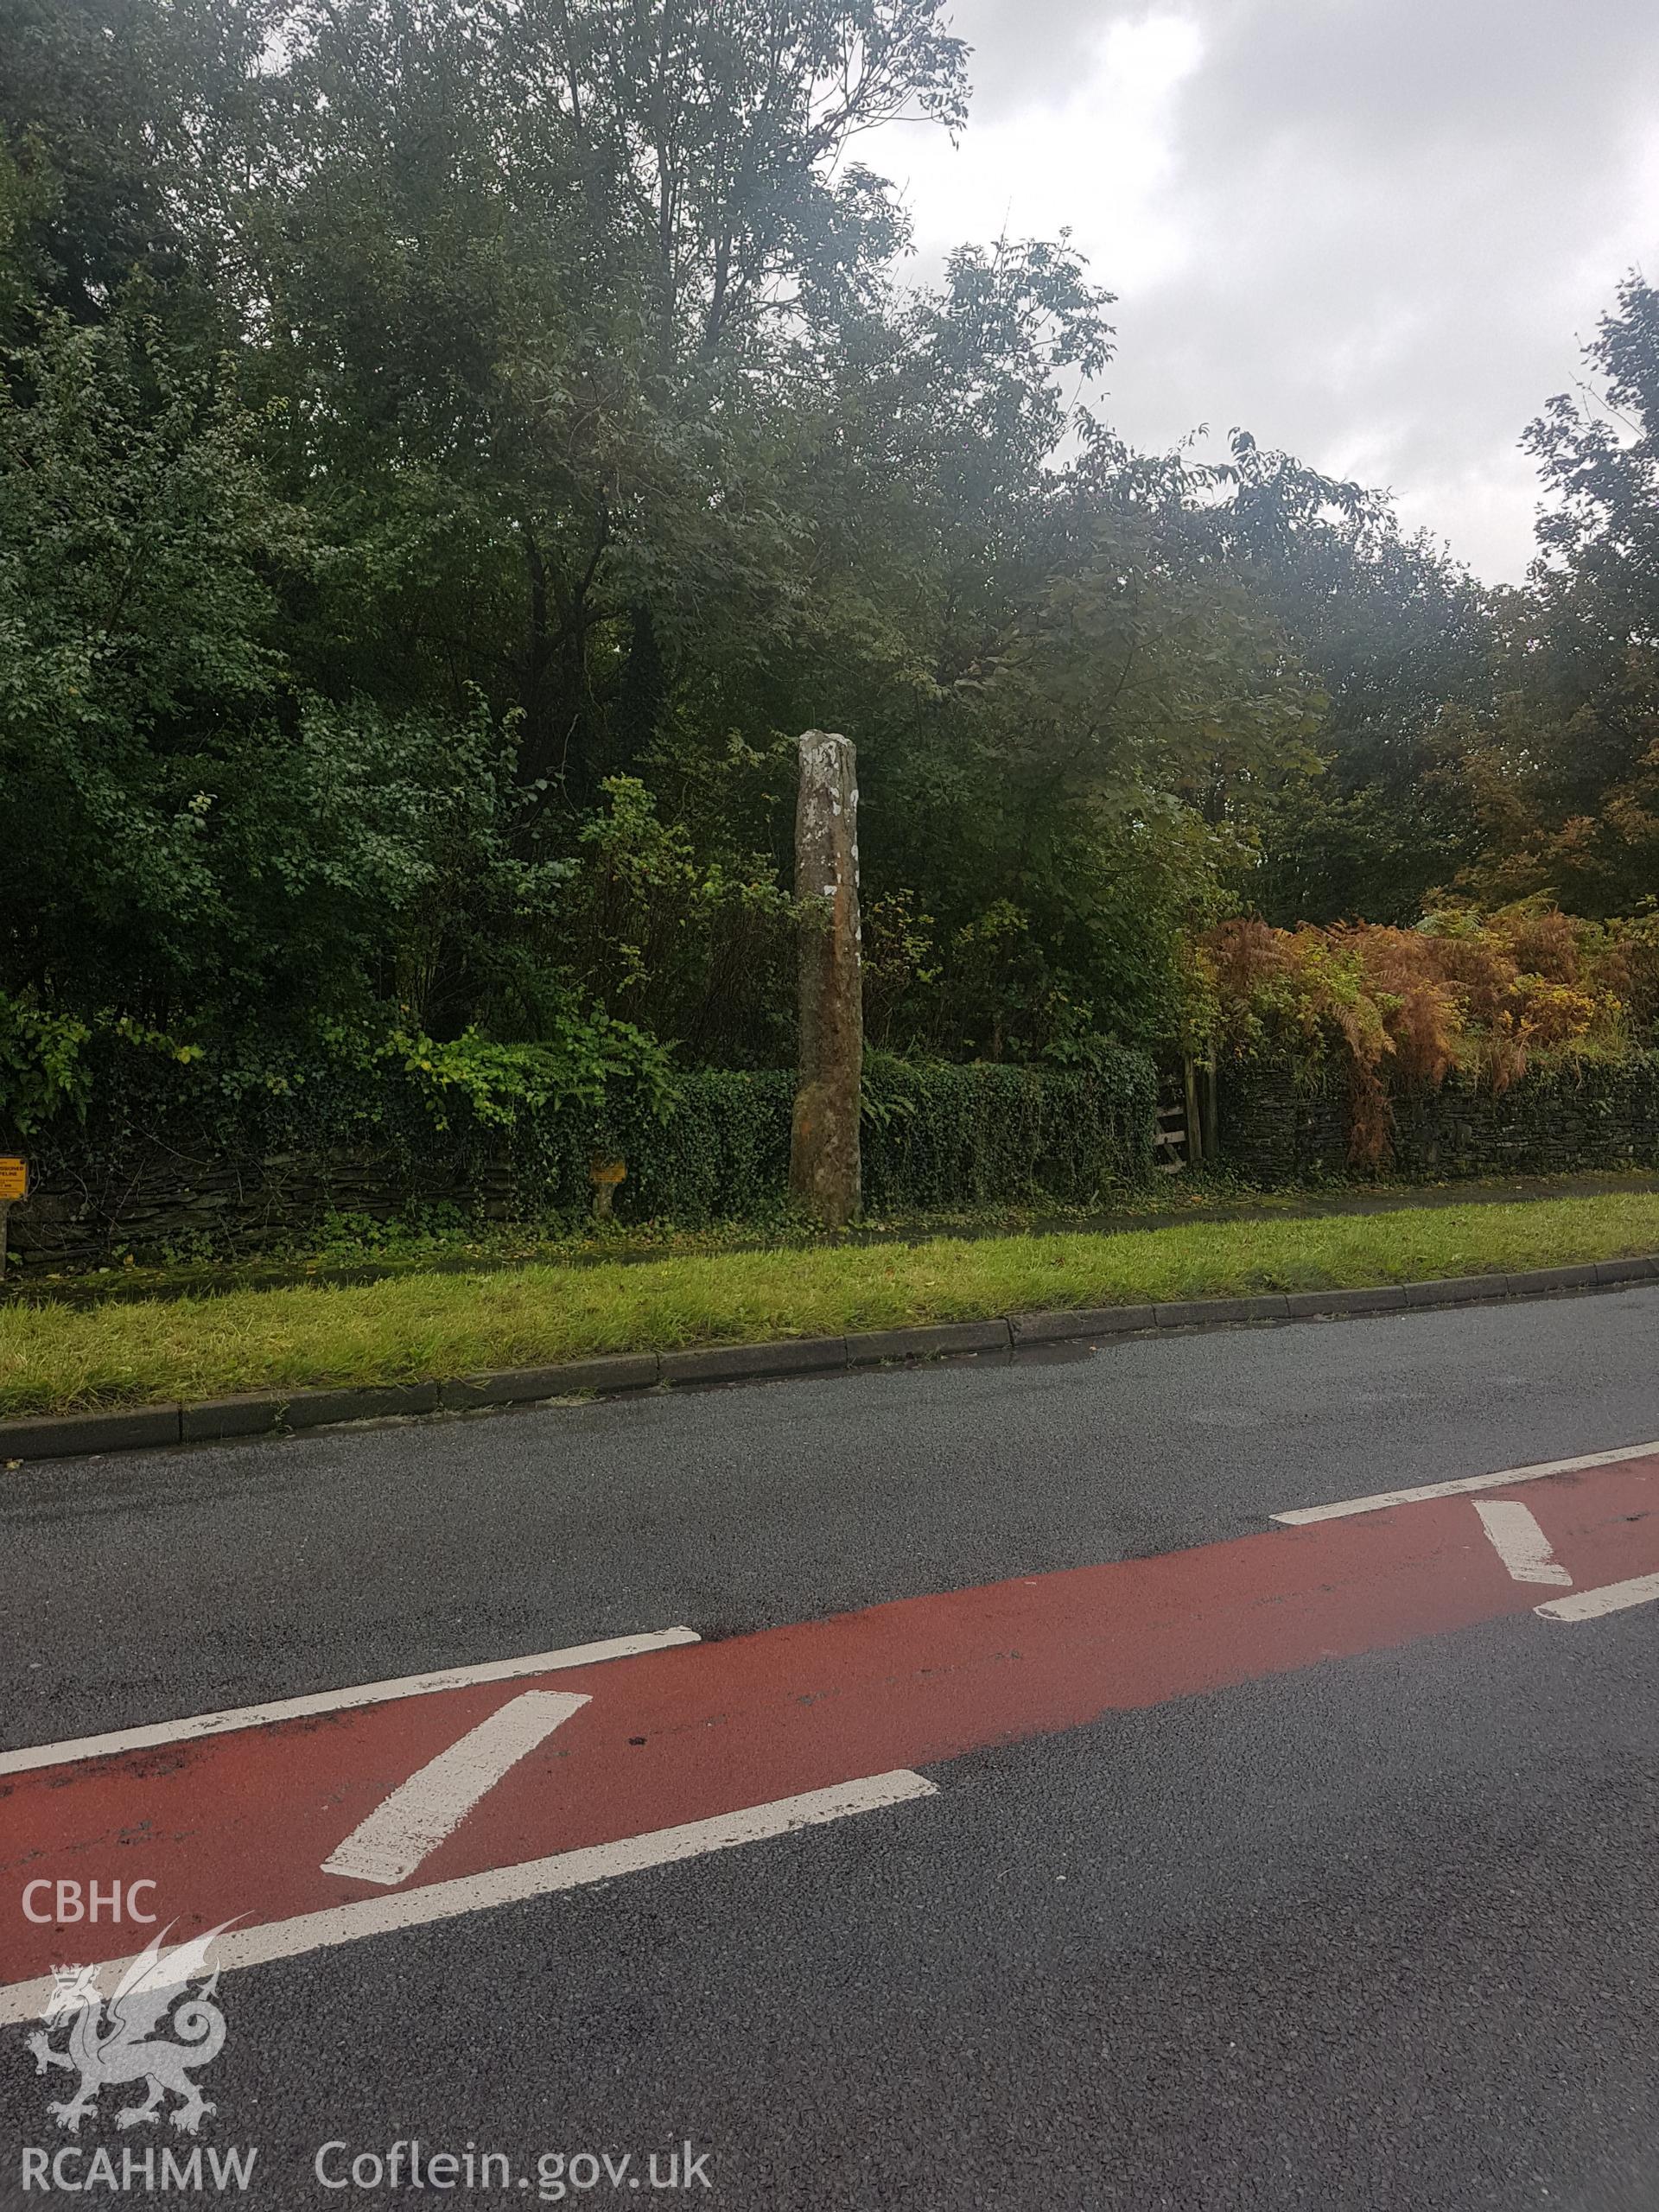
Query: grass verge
[[14, 1168, 1656, 1309], [6, 1187, 1659, 1425], [2, 1189, 1656, 1421]]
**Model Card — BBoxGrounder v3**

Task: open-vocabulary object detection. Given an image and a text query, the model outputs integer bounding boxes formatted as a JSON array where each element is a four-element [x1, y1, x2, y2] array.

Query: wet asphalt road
[[4, 1287, 1659, 2208]]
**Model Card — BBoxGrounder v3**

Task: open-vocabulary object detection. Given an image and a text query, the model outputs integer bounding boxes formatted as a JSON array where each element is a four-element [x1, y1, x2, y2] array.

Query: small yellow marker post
[[0, 1156, 27, 1283], [588, 1155, 626, 1223]]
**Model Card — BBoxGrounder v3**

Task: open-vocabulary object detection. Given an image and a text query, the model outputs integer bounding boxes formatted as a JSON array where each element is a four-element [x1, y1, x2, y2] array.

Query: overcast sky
[[871, 0, 1659, 582]]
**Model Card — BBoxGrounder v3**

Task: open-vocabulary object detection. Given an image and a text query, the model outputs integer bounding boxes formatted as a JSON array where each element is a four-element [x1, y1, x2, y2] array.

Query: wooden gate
[[1156, 1058, 1219, 1173]]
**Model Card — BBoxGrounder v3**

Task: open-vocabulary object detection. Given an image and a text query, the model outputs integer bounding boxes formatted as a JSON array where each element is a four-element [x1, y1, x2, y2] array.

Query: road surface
[[3, 1287, 1658, 2207]]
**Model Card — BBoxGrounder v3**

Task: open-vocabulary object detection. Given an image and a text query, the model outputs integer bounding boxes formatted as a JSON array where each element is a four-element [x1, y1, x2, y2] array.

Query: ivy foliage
[[19, 1032, 1155, 1258]]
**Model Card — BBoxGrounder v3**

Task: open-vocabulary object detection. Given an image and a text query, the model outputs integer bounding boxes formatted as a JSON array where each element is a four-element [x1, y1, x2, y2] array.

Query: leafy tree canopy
[[1, 0, 1653, 1131]]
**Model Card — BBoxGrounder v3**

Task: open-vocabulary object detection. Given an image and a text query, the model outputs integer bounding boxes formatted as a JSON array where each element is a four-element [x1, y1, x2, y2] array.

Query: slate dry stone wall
[[7, 1150, 515, 1272], [1218, 1052, 1659, 1185], [6, 1056, 1157, 1270]]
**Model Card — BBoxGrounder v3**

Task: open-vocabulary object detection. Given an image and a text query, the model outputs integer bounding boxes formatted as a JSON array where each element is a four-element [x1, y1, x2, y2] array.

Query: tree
[[1459, 275, 1659, 916], [1209, 434, 1495, 925], [9, 0, 1503, 1103], [0, 303, 558, 1035]]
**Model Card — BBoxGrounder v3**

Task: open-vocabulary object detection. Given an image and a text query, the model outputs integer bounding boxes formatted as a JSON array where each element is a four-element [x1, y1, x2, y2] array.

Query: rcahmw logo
[[19, 1921, 258, 2194], [20, 2145, 258, 2196]]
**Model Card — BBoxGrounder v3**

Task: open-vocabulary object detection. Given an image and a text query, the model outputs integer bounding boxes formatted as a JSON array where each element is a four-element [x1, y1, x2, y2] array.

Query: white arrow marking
[[321, 1690, 589, 1888], [1474, 1498, 1572, 1586]]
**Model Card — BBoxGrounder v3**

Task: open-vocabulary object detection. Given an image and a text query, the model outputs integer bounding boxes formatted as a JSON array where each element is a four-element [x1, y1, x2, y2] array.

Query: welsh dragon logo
[[28, 1923, 234, 2136]]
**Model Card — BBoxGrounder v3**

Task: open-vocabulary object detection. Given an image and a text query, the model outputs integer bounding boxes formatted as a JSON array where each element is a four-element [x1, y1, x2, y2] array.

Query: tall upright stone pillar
[[790, 730, 862, 1226]]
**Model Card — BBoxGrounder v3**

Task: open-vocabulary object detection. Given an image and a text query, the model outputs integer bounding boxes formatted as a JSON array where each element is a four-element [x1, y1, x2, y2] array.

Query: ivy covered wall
[[7, 1049, 1158, 1268], [1218, 1052, 1659, 1185]]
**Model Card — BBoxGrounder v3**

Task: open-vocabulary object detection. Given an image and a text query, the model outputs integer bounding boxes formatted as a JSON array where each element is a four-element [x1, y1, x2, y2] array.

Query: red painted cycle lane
[[4, 1451, 1657, 1990]]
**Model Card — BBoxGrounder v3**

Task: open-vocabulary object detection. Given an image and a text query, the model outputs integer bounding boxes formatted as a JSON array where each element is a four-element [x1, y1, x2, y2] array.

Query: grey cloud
[[921, 0, 1659, 577]]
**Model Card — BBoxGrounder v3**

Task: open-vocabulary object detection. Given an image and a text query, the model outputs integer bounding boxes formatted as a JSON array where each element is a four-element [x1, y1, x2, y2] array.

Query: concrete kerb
[[3, 1254, 1656, 1465]]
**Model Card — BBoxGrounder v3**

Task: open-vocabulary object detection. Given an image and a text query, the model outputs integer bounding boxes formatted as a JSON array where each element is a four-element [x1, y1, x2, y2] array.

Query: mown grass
[[3, 1189, 1656, 1420]]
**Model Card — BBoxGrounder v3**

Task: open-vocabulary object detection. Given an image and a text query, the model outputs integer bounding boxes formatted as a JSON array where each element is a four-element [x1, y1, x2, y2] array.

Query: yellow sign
[[0, 1158, 27, 1202]]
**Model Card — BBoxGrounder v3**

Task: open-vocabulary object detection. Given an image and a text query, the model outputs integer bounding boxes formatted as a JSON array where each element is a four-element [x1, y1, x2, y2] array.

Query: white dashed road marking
[[1536, 1572, 1659, 1624], [1272, 1440, 1659, 1525], [0, 1626, 699, 1777], [0, 1772, 938, 2026]]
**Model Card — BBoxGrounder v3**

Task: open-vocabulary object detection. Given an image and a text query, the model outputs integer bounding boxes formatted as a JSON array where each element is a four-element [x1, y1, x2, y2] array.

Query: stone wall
[[3, 1055, 1157, 1272], [1217, 1052, 1659, 1185], [8, 1151, 514, 1271]]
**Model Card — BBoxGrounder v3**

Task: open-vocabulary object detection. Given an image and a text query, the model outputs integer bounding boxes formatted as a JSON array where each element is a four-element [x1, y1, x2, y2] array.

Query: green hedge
[[500, 1058, 1156, 1222], [593, 1056, 1158, 1219], [861, 1057, 1155, 1213], [14, 1043, 1157, 1262]]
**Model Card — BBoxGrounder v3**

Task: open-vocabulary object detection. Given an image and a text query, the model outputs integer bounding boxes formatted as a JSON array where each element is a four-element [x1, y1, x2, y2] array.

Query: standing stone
[[790, 730, 862, 1225]]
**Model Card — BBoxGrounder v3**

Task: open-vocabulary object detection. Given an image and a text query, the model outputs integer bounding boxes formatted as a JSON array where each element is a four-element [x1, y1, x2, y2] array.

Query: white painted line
[[321, 1690, 589, 1887], [0, 1628, 700, 1779], [0, 1770, 938, 2025], [1536, 1573, 1659, 1624], [1473, 1498, 1572, 1586], [1272, 1440, 1659, 1526]]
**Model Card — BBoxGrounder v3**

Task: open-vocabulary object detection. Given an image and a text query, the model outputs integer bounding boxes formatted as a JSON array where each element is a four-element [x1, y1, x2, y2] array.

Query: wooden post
[[789, 731, 862, 1226], [1183, 1058, 1202, 1167]]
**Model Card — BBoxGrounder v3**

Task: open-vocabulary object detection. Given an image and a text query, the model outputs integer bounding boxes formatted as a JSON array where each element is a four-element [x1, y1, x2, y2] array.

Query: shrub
[[1201, 906, 1635, 1166]]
